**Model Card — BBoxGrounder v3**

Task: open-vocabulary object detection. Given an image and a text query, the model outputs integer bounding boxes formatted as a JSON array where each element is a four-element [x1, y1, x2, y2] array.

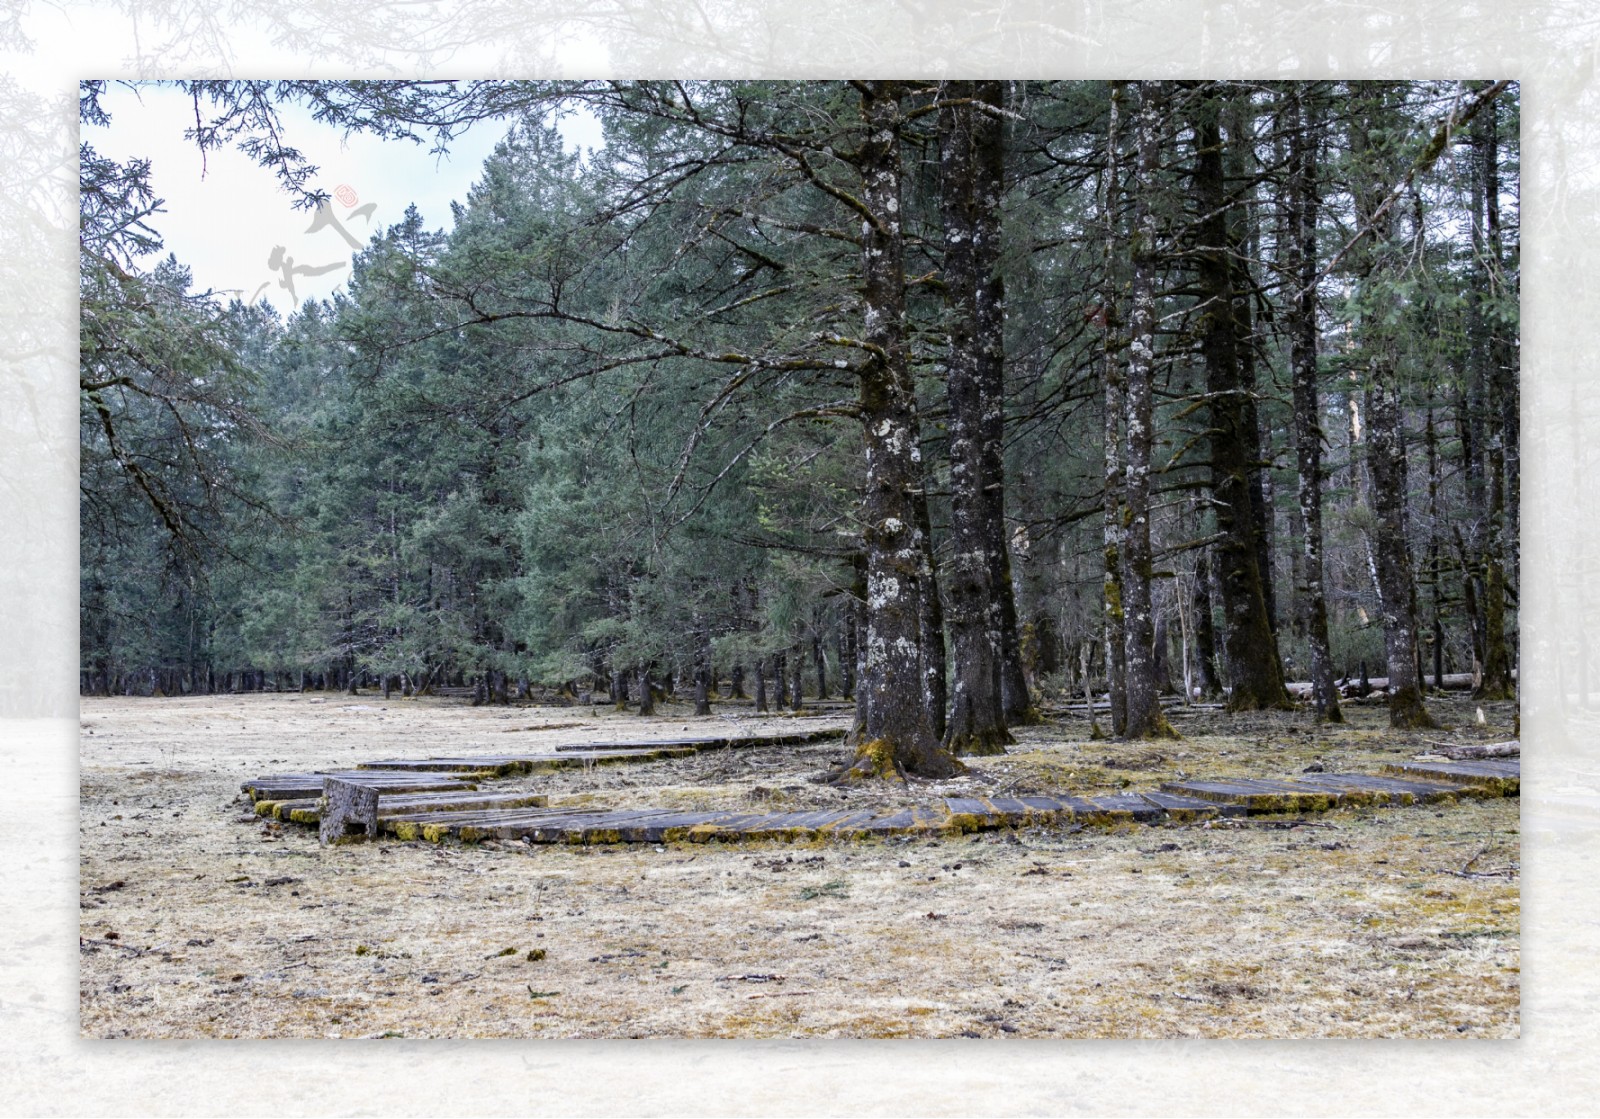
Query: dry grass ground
[[78, 692, 1519, 1038]]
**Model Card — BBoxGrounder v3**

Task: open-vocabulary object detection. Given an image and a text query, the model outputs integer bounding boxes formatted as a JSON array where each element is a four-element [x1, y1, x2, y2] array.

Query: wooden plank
[[1076, 794, 1163, 823], [378, 791, 548, 816], [810, 809, 887, 836], [381, 806, 601, 842], [979, 797, 1038, 824], [1291, 773, 1469, 806], [853, 806, 953, 835], [942, 797, 1005, 829], [555, 737, 729, 752], [1018, 795, 1077, 817], [612, 812, 747, 843], [1157, 778, 1337, 813], [1139, 791, 1244, 819], [1383, 760, 1520, 793], [243, 772, 474, 801]]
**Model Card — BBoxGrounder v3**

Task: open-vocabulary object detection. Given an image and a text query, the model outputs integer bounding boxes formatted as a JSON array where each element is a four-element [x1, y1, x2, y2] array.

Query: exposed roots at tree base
[[946, 727, 1014, 757], [1124, 713, 1182, 741], [823, 736, 968, 784], [1006, 705, 1046, 727], [1224, 693, 1296, 715], [1388, 688, 1441, 730]]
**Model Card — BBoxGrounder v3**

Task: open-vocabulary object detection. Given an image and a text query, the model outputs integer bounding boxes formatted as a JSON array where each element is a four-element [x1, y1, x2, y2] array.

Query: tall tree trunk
[[1286, 85, 1344, 723], [940, 79, 1013, 756], [754, 659, 769, 713], [1426, 390, 1446, 687], [1101, 80, 1130, 738], [1119, 80, 1178, 740], [1473, 90, 1515, 701], [1225, 93, 1282, 648], [978, 82, 1035, 728], [1192, 83, 1291, 712], [1350, 89, 1436, 729], [1366, 375, 1436, 728], [841, 81, 961, 780]]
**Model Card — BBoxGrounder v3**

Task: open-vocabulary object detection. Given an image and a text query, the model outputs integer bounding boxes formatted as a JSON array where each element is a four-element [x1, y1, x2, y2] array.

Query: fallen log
[[1424, 740, 1520, 760]]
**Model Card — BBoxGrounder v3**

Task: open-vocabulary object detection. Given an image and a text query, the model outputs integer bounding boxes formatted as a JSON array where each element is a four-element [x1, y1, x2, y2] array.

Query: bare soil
[[79, 692, 1520, 1038]]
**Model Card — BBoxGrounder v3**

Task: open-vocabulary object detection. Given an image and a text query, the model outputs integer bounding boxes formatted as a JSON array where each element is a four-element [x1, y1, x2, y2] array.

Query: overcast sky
[[84, 83, 604, 314]]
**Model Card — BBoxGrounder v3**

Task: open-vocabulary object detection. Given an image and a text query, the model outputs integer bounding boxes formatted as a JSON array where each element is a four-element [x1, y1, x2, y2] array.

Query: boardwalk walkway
[[236, 732, 1520, 848]]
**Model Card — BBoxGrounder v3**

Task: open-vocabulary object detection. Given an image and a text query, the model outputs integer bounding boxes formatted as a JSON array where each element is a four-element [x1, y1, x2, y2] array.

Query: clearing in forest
[[80, 692, 1519, 1039]]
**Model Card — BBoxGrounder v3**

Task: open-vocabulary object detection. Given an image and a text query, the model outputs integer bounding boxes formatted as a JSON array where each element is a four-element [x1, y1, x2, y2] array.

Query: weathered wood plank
[[1291, 773, 1469, 806], [1076, 794, 1164, 824], [1383, 760, 1520, 793], [1138, 791, 1245, 819], [1157, 778, 1338, 812], [243, 772, 475, 801]]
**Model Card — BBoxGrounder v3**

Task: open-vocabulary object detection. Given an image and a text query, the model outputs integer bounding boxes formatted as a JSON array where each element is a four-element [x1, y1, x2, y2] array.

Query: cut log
[[1427, 740, 1520, 760], [320, 777, 381, 845]]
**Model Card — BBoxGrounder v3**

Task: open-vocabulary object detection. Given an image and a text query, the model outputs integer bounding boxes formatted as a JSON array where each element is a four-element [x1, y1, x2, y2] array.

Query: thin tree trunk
[[1351, 89, 1436, 730], [1474, 90, 1515, 701], [1119, 80, 1178, 740], [790, 643, 805, 711], [637, 666, 656, 717], [1101, 80, 1129, 738], [1286, 85, 1343, 723], [914, 485, 946, 739]]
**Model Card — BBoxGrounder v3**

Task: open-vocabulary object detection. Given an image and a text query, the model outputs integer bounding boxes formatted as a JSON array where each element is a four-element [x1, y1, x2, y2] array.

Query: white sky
[[84, 83, 605, 314]]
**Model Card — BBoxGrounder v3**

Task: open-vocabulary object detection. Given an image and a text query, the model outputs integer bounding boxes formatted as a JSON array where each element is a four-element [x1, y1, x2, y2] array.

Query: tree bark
[[754, 659, 769, 713], [1365, 375, 1436, 728], [1472, 90, 1515, 701], [940, 79, 1013, 756], [1286, 85, 1344, 723], [1350, 88, 1436, 730], [914, 483, 946, 738], [1191, 83, 1291, 712], [1192, 550, 1223, 698], [1100, 81, 1130, 738], [790, 643, 805, 711], [842, 81, 961, 780], [637, 666, 656, 716], [1119, 80, 1178, 740]]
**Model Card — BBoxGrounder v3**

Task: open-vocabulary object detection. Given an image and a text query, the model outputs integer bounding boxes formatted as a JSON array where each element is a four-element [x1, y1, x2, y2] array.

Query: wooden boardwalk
[[236, 735, 1518, 848]]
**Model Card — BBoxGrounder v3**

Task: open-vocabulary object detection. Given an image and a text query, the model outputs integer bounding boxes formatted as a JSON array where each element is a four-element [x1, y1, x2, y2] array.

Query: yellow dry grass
[[79, 692, 1519, 1038]]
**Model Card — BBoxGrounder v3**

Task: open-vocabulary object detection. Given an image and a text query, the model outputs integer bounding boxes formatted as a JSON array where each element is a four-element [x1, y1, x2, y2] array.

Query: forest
[[79, 79, 1520, 781]]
